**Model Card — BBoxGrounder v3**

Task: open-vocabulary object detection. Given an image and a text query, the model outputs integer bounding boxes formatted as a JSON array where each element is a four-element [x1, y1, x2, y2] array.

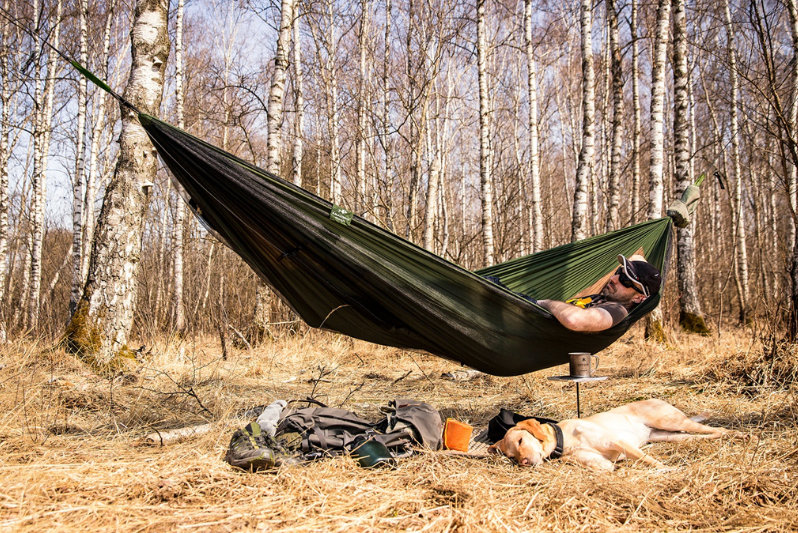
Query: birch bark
[[65, 0, 170, 369], [0, 0, 11, 341], [645, 0, 670, 342], [380, 0, 394, 229], [405, 0, 420, 237], [786, 0, 798, 339], [70, 0, 89, 314], [172, 0, 186, 332], [291, 15, 304, 187], [606, 0, 622, 230], [630, 0, 641, 223], [423, 154, 441, 252], [673, 0, 708, 334], [314, 0, 342, 204], [648, 0, 670, 220], [256, 0, 296, 340], [524, 0, 542, 253], [356, 0, 371, 216], [266, 0, 295, 176], [572, 0, 594, 242], [477, 0, 494, 265], [724, 0, 749, 322]]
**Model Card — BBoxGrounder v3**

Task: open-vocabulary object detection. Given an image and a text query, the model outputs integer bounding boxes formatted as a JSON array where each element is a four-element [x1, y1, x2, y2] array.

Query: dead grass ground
[[0, 325, 796, 532]]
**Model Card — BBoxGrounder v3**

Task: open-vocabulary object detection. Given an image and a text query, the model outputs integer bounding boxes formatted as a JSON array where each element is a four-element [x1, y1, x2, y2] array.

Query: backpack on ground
[[276, 399, 442, 460]]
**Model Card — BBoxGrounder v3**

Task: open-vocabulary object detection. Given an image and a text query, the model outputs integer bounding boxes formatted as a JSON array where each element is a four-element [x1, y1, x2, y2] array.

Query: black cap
[[617, 255, 662, 297]]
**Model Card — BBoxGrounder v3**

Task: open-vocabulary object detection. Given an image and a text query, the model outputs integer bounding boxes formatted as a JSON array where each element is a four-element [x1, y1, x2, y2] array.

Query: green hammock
[[137, 114, 674, 376]]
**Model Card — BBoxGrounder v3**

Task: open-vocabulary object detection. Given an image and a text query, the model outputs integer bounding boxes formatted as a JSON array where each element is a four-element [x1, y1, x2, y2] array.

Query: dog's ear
[[515, 419, 548, 443], [487, 442, 504, 455]]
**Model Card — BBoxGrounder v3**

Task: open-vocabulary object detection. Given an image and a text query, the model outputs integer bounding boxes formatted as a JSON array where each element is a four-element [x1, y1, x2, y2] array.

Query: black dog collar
[[543, 422, 564, 460]]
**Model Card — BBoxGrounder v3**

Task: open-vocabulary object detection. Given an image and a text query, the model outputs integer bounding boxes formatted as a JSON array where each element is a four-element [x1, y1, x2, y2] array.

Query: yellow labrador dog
[[489, 399, 737, 471]]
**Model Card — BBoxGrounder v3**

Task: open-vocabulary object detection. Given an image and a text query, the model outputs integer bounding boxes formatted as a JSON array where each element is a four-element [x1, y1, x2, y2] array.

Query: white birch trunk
[[648, 0, 670, 221], [673, 0, 707, 334], [380, 0, 393, 229], [477, 0, 494, 265], [788, 0, 798, 339], [606, 0, 622, 230], [70, 0, 89, 314], [256, 0, 295, 338], [572, 0, 594, 242], [644, 0, 670, 342], [291, 16, 304, 187], [356, 0, 370, 215], [0, 0, 11, 341], [524, 0, 542, 253], [724, 0, 749, 320], [423, 153, 440, 252], [172, 0, 186, 332], [325, 0, 342, 204], [630, 0, 641, 223], [27, 0, 43, 331], [266, 0, 295, 176], [65, 0, 170, 368]]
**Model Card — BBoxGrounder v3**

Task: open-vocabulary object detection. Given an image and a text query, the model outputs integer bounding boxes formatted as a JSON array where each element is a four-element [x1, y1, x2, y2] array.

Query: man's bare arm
[[537, 300, 614, 332]]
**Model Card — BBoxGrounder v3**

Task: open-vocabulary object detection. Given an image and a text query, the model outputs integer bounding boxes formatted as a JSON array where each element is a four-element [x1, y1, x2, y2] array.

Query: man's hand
[[537, 299, 614, 332]]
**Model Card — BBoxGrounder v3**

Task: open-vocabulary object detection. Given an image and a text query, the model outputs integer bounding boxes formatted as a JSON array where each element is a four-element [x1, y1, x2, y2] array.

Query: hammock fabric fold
[[140, 114, 673, 376]]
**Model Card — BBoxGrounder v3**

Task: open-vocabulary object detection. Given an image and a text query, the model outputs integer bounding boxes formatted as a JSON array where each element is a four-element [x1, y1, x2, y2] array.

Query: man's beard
[[600, 285, 632, 306]]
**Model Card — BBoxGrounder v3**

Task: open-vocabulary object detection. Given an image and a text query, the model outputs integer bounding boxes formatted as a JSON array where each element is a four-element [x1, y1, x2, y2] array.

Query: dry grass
[[1, 326, 797, 532]]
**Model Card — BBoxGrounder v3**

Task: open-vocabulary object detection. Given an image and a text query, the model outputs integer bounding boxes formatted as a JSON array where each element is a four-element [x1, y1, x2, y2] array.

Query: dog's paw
[[725, 430, 755, 441]]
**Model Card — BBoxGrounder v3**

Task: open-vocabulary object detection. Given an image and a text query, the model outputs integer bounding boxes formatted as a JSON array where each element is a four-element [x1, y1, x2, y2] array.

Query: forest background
[[1, 0, 797, 357]]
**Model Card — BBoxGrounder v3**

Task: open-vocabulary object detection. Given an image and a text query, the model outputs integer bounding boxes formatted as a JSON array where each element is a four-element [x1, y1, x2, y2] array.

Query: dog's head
[[488, 419, 552, 466]]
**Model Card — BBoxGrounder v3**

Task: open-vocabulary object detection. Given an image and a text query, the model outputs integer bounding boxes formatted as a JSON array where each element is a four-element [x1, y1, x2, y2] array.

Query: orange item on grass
[[443, 418, 473, 452]]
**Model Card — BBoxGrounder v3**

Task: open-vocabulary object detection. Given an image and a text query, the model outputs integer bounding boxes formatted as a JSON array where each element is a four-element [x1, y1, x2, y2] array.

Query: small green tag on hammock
[[330, 205, 353, 226]]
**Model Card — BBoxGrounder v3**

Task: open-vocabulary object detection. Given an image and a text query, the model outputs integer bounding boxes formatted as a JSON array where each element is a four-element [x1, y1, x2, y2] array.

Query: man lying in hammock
[[535, 254, 662, 333]]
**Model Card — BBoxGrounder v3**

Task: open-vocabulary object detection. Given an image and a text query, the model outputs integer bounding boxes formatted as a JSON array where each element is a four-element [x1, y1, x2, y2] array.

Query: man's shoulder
[[591, 301, 628, 326]]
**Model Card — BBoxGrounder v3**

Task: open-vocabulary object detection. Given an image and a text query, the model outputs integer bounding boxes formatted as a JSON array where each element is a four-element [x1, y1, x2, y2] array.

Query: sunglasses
[[615, 267, 648, 297]]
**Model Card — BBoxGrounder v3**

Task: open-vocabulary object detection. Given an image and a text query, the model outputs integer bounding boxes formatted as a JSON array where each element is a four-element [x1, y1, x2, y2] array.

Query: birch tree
[[477, 0, 494, 265], [70, 0, 89, 315], [292, 11, 304, 187], [0, 0, 13, 341], [630, 0, 641, 223], [423, 153, 441, 252], [172, 0, 186, 332], [787, 0, 798, 339], [648, 0, 670, 220], [65, 0, 170, 369], [606, 0, 622, 230], [266, 0, 295, 175], [645, 0, 670, 342], [572, 0, 594, 242], [724, 0, 749, 322], [379, 0, 394, 229], [524, 0, 542, 252], [673, 0, 708, 334], [356, 0, 371, 216], [255, 0, 296, 339]]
